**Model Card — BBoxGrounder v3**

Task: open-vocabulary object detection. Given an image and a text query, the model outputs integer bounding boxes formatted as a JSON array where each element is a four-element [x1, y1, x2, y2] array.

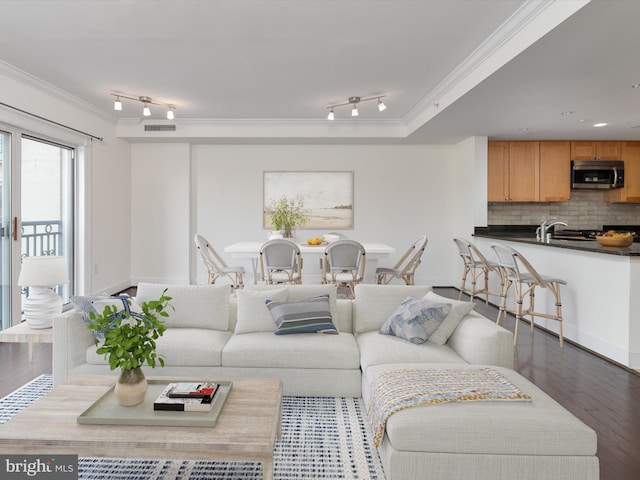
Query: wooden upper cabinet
[[488, 142, 509, 201], [539, 141, 571, 202], [487, 141, 539, 202], [605, 142, 640, 203], [571, 141, 623, 160], [508, 142, 539, 201]]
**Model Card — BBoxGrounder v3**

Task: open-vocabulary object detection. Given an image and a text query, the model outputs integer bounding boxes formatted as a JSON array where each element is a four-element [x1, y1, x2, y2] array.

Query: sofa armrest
[[447, 311, 514, 368], [52, 310, 94, 386]]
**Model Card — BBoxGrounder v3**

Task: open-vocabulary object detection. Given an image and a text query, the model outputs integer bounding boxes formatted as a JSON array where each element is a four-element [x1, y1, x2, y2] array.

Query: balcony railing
[[21, 220, 63, 258]]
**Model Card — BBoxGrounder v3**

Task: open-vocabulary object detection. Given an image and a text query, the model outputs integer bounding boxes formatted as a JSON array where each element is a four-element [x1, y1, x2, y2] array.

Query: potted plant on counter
[[266, 195, 309, 239], [87, 290, 172, 406]]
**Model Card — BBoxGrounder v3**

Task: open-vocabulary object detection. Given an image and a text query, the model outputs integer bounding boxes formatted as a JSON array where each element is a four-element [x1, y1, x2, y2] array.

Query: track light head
[[351, 104, 359, 117], [327, 108, 335, 121], [377, 98, 387, 112], [113, 97, 122, 111], [166, 106, 175, 120]]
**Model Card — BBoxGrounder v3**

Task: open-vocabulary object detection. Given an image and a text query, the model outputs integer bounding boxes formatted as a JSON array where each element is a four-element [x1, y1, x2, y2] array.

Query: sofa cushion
[[353, 285, 432, 333], [234, 288, 289, 334], [423, 291, 475, 345], [87, 328, 231, 367], [357, 330, 465, 374], [267, 294, 338, 335], [136, 283, 230, 330], [364, 364, 597, 457], [380, 297, 452, 344], [245, 284, 342, 330], [71, 294, 140, 341], [222, 331, 360, 369]]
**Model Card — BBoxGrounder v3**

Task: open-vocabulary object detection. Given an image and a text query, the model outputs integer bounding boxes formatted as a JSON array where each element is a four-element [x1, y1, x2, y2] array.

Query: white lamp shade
[[18, 256, 69, 287]]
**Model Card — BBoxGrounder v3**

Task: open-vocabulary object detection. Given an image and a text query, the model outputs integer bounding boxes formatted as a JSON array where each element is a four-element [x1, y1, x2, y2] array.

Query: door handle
[[12, 216, 17, 241]]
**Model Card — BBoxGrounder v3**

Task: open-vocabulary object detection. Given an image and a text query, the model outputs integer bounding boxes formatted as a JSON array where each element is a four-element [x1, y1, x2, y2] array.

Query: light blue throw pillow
[[379, 296, 452, 344]]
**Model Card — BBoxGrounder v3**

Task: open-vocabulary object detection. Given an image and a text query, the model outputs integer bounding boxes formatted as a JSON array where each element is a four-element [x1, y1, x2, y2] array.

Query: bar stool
[[491, 243, 567, 347], [453, 238, 502, 306]]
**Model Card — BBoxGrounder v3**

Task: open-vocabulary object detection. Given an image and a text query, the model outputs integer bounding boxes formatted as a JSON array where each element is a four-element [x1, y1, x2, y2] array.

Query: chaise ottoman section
[[363, 363, 599, 480]]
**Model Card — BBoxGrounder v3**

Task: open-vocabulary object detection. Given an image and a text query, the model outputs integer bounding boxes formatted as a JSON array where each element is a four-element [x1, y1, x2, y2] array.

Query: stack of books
[[153, 382, 219, 412]]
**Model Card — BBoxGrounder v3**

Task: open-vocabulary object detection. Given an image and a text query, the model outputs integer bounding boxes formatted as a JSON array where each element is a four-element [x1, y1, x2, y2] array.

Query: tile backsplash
[[488, 190, 640, 229]]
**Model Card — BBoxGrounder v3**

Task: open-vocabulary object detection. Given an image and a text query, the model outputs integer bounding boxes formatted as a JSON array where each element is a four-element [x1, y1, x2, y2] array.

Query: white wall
[[130, 141, 487, 287], [130, 143, 191, 284], [0, 73, 131, 296]]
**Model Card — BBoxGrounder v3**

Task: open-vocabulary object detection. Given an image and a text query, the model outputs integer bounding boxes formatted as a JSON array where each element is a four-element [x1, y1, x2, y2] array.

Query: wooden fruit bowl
[[596, 235, 633, 247]]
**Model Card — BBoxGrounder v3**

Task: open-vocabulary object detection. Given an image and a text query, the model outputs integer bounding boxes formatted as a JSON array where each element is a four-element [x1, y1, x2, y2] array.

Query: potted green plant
[[87, 290, 172, 406], [267, 195, 309, 238]]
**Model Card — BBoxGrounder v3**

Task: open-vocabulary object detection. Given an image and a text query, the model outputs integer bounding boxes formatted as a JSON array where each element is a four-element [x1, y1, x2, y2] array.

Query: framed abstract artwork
[[263, 171, 354, 229]]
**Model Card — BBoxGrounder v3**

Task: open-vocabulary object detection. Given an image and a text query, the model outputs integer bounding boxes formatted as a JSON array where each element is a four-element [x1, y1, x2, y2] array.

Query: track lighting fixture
[[326, 95, 387, 120], [111, 93, 177, 120]]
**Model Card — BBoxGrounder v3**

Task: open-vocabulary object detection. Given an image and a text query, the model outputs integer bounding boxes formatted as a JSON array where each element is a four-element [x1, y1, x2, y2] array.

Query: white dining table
[[224, 241, 396, 284]]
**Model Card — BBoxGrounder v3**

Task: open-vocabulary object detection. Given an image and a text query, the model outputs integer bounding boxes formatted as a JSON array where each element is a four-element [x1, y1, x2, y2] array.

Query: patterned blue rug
[[0, 375, 385, 479]]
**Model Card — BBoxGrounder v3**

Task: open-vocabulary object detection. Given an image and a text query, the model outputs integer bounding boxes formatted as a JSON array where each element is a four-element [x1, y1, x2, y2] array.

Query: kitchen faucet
[[536, 217, 567, 242]]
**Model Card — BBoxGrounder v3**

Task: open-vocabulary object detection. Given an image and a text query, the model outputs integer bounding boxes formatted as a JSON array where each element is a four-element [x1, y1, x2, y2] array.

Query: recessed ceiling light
[[632, 84, 640, 89], [593, 122, 608, 127], [518, 127, 529, 132], [561, 111, 575, 115]]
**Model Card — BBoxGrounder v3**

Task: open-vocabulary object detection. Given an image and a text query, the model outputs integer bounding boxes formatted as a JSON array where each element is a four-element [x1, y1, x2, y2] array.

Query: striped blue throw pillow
[[266, 294, 338, 335]]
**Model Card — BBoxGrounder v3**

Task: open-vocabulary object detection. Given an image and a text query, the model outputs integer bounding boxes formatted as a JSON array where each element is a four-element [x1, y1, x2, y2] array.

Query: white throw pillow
[[235, 288, 289, 334], [136, 283, 230, 330], [423, 291, 475, 345]]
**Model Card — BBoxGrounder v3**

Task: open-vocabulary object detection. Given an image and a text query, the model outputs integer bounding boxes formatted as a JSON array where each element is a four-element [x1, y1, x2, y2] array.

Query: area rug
[[0, 375, 385, 480]]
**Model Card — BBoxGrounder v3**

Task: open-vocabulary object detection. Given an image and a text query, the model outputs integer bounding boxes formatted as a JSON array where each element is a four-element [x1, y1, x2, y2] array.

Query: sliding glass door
[[0, 129, 74, 330], [0, 131, 10, 330], [20, 136, 74, 310]]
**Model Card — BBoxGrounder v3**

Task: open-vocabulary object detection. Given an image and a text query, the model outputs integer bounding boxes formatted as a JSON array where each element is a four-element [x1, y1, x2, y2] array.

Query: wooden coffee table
[[0, 375, 282, 480]]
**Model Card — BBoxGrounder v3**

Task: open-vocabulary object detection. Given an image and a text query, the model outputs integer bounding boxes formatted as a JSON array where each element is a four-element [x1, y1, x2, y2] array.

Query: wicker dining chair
[[259, 239, 302, 285], [376, 235, 427, 285], [322, 239, 366, 298], [194, 234, 245, 290]]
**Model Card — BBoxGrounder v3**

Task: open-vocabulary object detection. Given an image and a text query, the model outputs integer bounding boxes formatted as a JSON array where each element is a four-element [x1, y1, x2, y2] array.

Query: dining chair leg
[[458, 264, 470, 300], [482, 267, 490, 306]]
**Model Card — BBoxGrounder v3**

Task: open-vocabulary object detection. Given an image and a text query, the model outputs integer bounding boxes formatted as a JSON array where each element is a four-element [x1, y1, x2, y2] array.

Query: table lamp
[[18, 255, 70, 329]]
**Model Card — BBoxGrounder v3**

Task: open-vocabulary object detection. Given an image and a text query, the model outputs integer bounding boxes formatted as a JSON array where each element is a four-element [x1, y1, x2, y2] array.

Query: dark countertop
[[474, 227, 640, 257]]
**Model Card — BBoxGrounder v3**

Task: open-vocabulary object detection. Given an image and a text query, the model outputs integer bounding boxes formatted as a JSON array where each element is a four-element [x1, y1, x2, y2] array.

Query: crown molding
[[0, 59, 115, 123], [403, 0, 591, 135]]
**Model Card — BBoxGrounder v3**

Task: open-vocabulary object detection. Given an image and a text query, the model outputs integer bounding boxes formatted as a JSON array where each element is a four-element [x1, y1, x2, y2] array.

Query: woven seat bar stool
[[491, 243, 567, 347], [453, 238, 502, 306], [376, 235, 427, 286]]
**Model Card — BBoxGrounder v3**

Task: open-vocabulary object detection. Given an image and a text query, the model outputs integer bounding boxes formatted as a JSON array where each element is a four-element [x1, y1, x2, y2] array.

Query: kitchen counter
[[473, 234, 640, 369], [473, 231, 640, 256]]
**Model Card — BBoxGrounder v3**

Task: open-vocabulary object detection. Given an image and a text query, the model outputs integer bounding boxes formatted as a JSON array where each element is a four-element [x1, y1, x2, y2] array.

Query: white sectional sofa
[[52, 282, 599, 480], [53, 283, 513, 394]]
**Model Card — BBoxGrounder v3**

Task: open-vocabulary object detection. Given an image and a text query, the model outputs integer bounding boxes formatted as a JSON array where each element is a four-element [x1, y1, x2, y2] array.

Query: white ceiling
[[1, 0, 639, 144]]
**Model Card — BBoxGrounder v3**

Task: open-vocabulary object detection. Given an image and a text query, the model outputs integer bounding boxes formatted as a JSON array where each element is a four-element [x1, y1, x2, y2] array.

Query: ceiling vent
[[144, 124, 176, 132]]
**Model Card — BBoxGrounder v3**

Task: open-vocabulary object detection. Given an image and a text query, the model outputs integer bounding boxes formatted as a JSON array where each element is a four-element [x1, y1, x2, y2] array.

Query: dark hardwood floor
[[1, 287, 639, 479]]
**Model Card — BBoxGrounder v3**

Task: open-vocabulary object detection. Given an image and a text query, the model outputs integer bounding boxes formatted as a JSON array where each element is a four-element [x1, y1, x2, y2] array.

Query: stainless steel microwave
[[571, 160, 624, 189]]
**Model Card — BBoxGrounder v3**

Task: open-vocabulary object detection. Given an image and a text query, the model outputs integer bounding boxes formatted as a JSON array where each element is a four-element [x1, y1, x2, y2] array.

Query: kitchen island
[[473, 231, 640, 369]]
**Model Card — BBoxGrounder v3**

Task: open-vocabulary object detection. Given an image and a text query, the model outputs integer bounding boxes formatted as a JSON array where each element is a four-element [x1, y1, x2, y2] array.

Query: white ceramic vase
[[114, 367, 148, 407]]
